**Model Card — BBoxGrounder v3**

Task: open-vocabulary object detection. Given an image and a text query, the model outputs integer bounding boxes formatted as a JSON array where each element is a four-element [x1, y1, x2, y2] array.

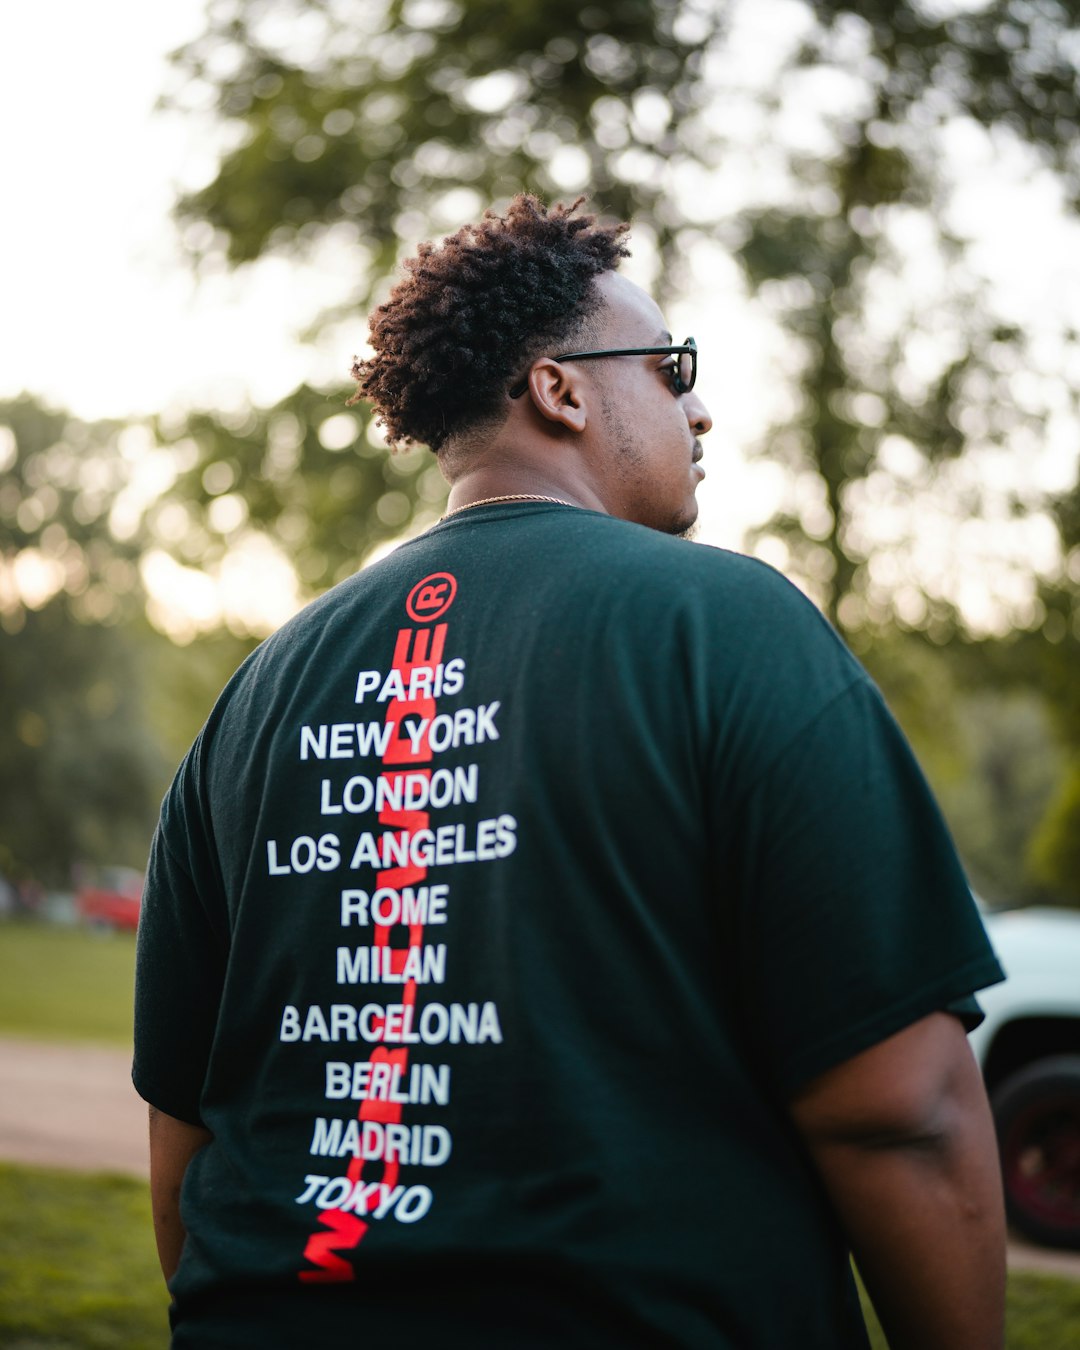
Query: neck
[[442, 460, 608, 519], [441, 491, 577, 521]]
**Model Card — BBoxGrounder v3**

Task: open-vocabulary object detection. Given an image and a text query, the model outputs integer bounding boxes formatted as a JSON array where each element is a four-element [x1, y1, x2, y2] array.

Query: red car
[[76, 867, 142, 931]]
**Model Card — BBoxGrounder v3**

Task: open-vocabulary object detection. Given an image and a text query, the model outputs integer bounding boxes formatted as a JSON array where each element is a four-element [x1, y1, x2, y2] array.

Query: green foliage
[[860, 632, 970, 792], [5, 6, 1079, 905], [804, 2, 1080, 172], [166, 0, 1080, 633], [0, 395, 166, 883], [168, 0, 718, 287], [939, 619, 1080, 905], [941, 689, 1066, 905], [0, 602, 167, 886], [1030, 758, 1080, 906], [863, 633, 1067, 906], [0, 925, 137, 1047], [736, 0, 1080, 627], [0, 1163, 167, 1349], [0, 587, 261, 887], [136, 623, 257, 769], [153, 383, 443, 594], [0, 395, 276, 886], [0, 395, 146, 627]]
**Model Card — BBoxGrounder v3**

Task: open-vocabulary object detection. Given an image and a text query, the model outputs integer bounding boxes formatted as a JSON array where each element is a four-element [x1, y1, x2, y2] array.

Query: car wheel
[[991, 1055, 1080, 1250]]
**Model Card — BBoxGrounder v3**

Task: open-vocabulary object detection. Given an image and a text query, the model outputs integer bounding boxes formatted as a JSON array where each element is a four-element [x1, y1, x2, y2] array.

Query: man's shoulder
[[218, 510, 847, 695], [557, 511, 830, 624], [310, 508, 839, 654], [447, 505, 779, 583]]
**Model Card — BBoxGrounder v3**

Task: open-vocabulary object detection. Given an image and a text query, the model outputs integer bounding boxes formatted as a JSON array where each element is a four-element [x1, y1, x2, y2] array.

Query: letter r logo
[[417, 584, 445, 610], [406, 573, 457, 623]]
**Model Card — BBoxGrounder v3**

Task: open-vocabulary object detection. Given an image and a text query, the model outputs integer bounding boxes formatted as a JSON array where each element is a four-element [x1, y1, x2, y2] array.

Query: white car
[[969, 903, 1080, 1249]]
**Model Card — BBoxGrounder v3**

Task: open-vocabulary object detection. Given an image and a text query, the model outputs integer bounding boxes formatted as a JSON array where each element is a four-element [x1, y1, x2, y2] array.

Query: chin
[[666, 498, 700, 538], [629, 493, 699, 536]]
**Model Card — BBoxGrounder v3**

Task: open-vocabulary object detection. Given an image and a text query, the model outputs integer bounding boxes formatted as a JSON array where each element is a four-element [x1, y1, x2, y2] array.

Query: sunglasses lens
[[678, 340, 695, 393]]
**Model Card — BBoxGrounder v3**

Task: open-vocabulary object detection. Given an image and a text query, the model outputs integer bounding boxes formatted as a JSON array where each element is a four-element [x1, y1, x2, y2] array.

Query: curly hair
[[350, 194, 631, 452]]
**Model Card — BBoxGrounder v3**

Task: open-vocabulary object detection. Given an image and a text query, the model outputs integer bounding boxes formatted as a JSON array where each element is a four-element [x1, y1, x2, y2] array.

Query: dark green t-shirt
[[134, 503, 1003, 1348]]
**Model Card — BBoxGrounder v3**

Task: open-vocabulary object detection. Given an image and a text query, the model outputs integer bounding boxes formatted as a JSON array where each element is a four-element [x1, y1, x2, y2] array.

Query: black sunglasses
[[508, 336, 697, 399]]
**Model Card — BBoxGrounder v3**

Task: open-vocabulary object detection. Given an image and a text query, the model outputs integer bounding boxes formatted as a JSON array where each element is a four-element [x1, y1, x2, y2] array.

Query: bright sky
[[1, 1, 1077, 638], [0, 0, 353, 418]]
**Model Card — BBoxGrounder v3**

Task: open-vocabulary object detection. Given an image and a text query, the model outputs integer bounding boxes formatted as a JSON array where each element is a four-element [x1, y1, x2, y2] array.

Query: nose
[[685, 390, 712, 437]]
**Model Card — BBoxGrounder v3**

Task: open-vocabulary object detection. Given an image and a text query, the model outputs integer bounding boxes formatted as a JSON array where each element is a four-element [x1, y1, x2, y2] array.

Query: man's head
[[352, 194, 628, 454], [547, 268, 710, 535], [353, 194, 711, 534]]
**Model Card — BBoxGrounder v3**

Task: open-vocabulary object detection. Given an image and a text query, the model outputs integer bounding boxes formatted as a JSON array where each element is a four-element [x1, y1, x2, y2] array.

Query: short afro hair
[[350, 194, 631, 452]]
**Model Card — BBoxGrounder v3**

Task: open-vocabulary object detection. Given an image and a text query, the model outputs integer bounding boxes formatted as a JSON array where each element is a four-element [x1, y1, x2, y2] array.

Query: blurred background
[[2, 0, 1079, 916], [2, 4, 1080, 1343]]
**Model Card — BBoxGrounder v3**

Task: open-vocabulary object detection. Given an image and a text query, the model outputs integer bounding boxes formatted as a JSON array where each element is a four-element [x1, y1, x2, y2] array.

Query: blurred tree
[[1020, 574, 1080, 902], [732, 0, 1080, 628], [164, 0, 1080, 622], [152, 384, 443, 596], [0, 595, 256, 887], [863, 630, 1067, 905], [137, 623, 259, 768], [8, 1, 1067, 896], [166, 0, 717, 289], [156, 0, 1080, 906], [155, 0, 721, 589], [0, 396, 160, 883], [917, 606, 1080, 906], [0, 394, 147, 631], [944, 688, 1065, 904], [1030, 757, 1080, 905], [0, 599, 167, 886], [0, 397, 258, 885]]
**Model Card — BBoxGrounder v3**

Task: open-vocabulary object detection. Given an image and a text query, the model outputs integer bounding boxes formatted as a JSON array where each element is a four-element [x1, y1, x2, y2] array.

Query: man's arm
[[789, 1011, 1006, 1350], [148, 1105, 213, 1284]]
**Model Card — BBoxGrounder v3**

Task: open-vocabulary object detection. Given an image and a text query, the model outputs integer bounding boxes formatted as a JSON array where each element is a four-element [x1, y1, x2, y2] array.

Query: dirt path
[[1, 1035, 1078, 1280], [0, 1035, 147, 1178]]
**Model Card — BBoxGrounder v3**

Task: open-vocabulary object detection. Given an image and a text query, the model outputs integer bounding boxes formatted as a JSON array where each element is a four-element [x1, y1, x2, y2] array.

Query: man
[[135, 194, 1006, 1347]]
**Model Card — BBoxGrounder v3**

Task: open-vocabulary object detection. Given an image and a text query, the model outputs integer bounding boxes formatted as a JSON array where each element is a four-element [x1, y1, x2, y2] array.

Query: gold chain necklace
[[440, 493, 576, 520]]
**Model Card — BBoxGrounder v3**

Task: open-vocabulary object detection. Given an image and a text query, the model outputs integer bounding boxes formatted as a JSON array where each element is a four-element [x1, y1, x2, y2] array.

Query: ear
[[524, 359, 589, 433]]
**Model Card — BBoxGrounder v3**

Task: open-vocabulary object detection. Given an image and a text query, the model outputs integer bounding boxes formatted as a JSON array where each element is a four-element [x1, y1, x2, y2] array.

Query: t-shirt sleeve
[[132, 736, 229, 1125], [724, 676, 1004, 1098]]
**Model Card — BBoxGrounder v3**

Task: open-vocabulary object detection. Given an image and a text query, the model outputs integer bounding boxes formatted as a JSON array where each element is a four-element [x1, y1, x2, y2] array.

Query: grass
[[0, 923, 135, 1046], [1000, 1272, 1080, 1349], [858, 1270, 1080, 1348], [0, 1163, 168, 1349]]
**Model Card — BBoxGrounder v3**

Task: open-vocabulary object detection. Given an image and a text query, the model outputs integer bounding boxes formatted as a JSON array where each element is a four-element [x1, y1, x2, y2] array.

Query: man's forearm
[[813, 1109, 1005, 1349], [790, 1013, 1006, 1350], [148, 1105, 213, 1284]]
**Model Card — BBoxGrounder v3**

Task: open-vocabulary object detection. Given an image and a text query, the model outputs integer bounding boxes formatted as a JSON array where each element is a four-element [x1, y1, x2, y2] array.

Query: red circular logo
[[406, 572, 458, 623]]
